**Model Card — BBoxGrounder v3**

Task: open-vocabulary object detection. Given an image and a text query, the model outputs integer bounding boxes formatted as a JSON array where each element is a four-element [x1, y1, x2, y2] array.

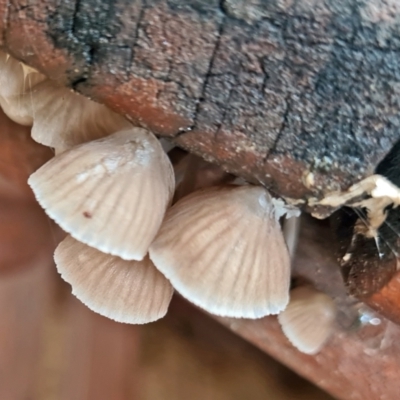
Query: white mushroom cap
[[5, 79, 131, 149], [0, 51, 46, 125], [149, 185, 291, 318], [54, 235, 173, 324], [28, 128, 175, 260], [278, 285, 336, 354]]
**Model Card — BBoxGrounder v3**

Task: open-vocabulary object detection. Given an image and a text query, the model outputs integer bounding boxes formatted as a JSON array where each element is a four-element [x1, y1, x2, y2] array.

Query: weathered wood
[[1, 0, 399, 201], [217, 215, 400, 400]]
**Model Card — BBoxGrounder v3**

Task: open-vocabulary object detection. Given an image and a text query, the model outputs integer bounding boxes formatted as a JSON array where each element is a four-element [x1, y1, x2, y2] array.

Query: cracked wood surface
[[1, 0, 400, 201]]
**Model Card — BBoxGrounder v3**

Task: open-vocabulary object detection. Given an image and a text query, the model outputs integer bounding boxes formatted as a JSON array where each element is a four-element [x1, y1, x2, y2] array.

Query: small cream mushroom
[[0, 51, 131, 149], [0, 50, 46, 125], [278, 285, 336, 354], [4, 79, 131, 151], [26, 80, 132, 150], [28, 127, 175, 260], [149, 185, 291, 318], [55, 235, 173, 323]]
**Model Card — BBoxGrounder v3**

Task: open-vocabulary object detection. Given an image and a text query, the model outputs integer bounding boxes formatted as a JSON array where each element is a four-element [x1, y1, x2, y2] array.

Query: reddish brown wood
[[40, 280, 141, 400], [0, 109, 58, 273], [367, 273, 400, 326], [217, 216, 400, 400]]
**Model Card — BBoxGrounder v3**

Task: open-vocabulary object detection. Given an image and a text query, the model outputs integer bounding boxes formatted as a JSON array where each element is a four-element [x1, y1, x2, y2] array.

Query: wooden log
[[1, 0, 399, 201]]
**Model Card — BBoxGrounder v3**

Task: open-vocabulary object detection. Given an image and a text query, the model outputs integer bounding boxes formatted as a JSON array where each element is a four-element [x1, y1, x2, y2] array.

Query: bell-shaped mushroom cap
[[0, 51, 46, 125], [28, 128, 175, 260], [149, 185, 291, 318], [0, 51, 45, 99], [55, 235, 173, 324], [11, 80, 131, 149], [278, 285, 336, 355]]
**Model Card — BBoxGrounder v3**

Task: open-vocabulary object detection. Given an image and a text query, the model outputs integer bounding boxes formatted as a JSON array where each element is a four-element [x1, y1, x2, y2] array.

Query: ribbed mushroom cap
[[11, 80, 131, 150], [0, 51, 46, 125], [28, 128, 175, 260], [54, 235, 173, 324], [149, 185, 291, 318], [278, 285, 336, 354]]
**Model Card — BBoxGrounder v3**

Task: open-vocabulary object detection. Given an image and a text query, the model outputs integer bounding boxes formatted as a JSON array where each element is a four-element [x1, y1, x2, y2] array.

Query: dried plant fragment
[[331, 141, 400, 297]]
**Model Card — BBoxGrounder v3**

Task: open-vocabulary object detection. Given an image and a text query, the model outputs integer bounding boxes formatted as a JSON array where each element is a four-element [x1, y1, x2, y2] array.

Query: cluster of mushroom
[[0, 51, 337, 355]]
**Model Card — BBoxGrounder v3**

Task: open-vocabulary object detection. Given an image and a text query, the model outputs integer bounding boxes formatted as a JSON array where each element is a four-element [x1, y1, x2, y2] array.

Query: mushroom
[[0, 50, 46, 125], [149, 184, 291, 318], [54, 235, 173, 323], [283, 215, 301, 259], [278, 285, 336, 354], [28, 127, 175, 261], [3, 79, 131, 151], [25, 80, 132, 151], [0, 51, 131, 150]]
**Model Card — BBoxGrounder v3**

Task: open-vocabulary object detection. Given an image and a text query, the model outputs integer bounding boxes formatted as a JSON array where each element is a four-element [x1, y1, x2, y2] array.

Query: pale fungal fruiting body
[[24, 81, 132, 150], [55, 235, 173, 324], [278, 285, 336, 355], [149, 185, 291, 319], [282, 215, 301, 259], [0, 51, 46, 125], [0, 51, 130, 149], [28, 127, 175, 261]]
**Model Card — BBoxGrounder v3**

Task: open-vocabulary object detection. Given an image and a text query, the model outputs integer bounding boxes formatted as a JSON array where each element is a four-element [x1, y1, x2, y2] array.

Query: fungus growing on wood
[[149, 185, 291, 318], [54, 235, 173, 324], [0, 50, 46, 125], [0, 51, 131, 150], [278, 285, 336, 355], [312, 140, 400, 298], [28, 127, 175, 261], [24, 80, 132, 151]]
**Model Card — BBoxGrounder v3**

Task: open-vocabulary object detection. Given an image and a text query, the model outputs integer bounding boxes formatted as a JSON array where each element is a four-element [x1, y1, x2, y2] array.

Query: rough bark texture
[[1, 0, 400, 202]]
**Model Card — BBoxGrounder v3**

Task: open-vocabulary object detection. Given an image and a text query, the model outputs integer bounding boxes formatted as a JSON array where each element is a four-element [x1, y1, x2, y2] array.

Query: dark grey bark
[[2, 0, 400, 202]]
